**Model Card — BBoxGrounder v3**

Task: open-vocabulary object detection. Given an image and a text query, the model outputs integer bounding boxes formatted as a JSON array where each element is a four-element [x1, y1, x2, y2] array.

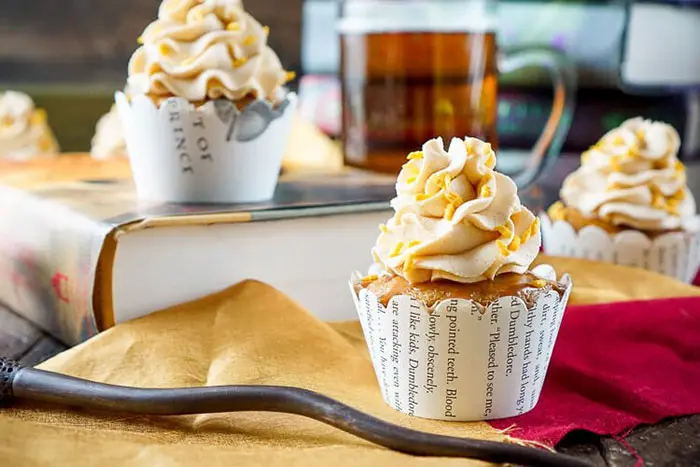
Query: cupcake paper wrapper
[[115, 91, 297, 203], [350, 265, 572, 421], [540, 214, 700, 283]]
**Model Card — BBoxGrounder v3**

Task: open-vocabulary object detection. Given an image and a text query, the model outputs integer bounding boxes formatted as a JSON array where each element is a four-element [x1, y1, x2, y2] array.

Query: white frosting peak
[[373, 137, 541, 284]]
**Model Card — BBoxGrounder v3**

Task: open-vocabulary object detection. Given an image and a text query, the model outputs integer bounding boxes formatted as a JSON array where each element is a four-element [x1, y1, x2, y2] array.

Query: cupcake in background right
[[541, 117, 700, 283]]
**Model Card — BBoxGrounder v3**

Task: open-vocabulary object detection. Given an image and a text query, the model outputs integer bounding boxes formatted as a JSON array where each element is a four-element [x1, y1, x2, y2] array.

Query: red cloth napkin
[[489, 297, 700, 446]]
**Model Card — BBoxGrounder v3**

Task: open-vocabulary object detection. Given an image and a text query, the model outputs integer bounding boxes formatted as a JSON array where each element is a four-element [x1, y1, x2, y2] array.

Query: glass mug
[[338, 0, 576, 190]]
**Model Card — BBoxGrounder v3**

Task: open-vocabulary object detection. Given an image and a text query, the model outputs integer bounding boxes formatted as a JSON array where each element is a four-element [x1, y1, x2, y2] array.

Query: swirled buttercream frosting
[[372, 137, 541, 284], [128, 0, 292, 103]]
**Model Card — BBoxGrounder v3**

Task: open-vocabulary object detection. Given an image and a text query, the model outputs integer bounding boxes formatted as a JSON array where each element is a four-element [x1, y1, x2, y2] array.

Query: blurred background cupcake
[[91, 104, 127, 161], [115, 0, 297, 203], [541, 118, 700, 282], [0, 91, 59, 161], [353, 136, 572, 421]]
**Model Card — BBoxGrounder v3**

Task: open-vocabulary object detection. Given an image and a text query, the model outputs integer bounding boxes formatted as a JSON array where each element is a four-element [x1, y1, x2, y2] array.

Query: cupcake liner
[[115, 91, 297, 203], [540, 214, 700, 283], [350, 265, 573, 421]]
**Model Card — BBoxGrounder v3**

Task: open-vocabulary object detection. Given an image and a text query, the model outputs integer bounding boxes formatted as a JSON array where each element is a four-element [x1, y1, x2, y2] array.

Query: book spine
[[0, 185, 110, 345]]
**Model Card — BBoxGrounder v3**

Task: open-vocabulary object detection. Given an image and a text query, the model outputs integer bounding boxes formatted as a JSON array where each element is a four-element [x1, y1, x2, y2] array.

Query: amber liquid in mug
[[341, 31, 498, 174]]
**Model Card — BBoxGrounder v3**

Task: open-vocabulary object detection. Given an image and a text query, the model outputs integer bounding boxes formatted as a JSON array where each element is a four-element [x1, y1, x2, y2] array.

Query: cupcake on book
[[0, 91, 59, 161], [351, 136, 572, 421], [116, 0, 297, 203], [541, 117, 700, 282]]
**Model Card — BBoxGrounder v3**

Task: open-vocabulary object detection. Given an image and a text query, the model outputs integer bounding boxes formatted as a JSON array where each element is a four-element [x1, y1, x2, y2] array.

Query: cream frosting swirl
[[91, 105, 127, 160], [373, 137, 541, 284], [128, 0, 291, 103], [0, 91, 59, 161], [560, 117, 698, 231]]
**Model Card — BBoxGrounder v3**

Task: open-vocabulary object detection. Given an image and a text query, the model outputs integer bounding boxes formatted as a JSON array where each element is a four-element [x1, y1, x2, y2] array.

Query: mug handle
[[498, 47, 577, 190]]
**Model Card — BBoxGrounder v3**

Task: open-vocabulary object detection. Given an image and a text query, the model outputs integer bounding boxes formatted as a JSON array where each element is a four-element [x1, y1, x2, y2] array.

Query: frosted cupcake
[[91, 104, 127, 160], [0, 91, 59, 161], [351, 137, 572, 421], [116, 0, 297, 203], [542, 118, 700, 282]]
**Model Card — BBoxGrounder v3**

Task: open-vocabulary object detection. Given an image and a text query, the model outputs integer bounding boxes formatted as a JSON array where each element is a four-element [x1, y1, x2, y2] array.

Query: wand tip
[[0, 357, 21, 403]]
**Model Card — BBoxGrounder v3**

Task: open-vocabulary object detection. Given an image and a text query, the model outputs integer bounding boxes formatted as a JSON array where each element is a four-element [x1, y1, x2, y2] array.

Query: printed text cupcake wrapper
[[540, 214, 700, 283], [350, 269, 572, 421], [115, 91, 297, 203]]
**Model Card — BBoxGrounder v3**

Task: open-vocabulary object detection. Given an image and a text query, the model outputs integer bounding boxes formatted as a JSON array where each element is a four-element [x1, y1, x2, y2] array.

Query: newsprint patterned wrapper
[[115, 92, 297, 203], [540, 214, 700, 283], [350, 265, 572, 421]]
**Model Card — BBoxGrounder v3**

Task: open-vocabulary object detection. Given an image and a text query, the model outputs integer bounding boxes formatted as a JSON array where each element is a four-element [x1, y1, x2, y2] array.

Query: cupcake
[[542, 117, 700, 282], [351, 137, 572, 421], [116, 0, 297, 203], [0, 91, 59, 161], [91, 104, 127, 160]]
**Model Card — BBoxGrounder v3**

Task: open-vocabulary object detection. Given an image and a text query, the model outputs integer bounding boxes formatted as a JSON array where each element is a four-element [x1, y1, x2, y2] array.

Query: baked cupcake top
[[372, 137, 541, 284], [127, 0, 292, 103], [0, 91, 59, 160], [559, 117, 697, 231]]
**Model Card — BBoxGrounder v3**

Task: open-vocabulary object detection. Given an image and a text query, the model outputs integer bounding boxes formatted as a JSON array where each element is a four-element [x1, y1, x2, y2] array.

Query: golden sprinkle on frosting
[[263, 26, 270, 35], [530, 279, 547, 288], [407, 151, 423, 160], [496, 240, 510, 257], [416, 193, 431, 201], [286, 71, 296, 82], [445, 203, 456, 221], [435, 174, 451, 190], [379, 224, 388, 233], [508, 236, 521, 252], [404, 254, 416, 272], [137, 36, 144, 45], [547, 201, 566, 222], [360, 274, 378, 283], [408, 240, 421, 248], [227, 22, 241, 31], [610, 156, 622, 172], [390, 242, 405, 258], [29, 109, 47, 126], [233, 57, 248, 67], [444, 190, 464, 207], [495, 225, 512, 238], [479, 185, 492, 198], [243, 35, 257, 46]]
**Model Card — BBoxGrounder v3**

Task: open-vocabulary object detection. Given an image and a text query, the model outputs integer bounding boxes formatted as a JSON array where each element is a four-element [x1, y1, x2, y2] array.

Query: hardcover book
[[0, 156, 393, 345]]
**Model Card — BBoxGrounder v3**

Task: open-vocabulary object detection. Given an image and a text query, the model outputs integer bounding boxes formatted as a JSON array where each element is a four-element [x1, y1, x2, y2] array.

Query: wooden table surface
[[1, 303, 699, 466]]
